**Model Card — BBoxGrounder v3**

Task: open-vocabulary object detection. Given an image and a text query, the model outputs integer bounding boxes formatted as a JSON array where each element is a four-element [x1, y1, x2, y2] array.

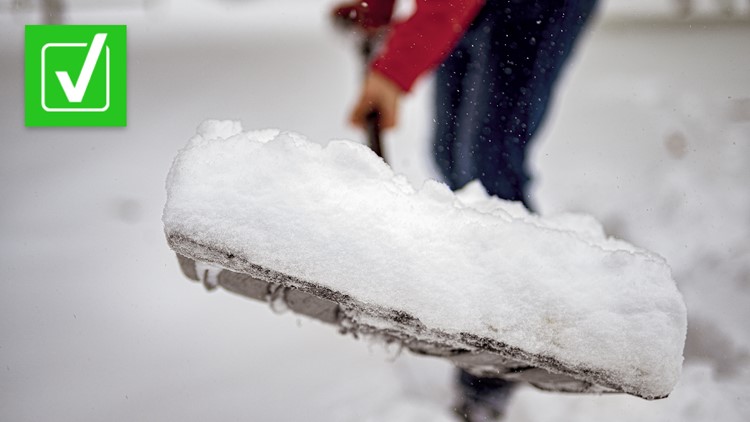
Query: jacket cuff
[[370, 58, 417, 92]]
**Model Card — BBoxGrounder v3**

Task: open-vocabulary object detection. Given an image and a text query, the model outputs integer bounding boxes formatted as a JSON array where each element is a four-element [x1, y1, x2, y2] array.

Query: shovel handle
[[360, 37, 385, 160], [365, 110, 383, 158]]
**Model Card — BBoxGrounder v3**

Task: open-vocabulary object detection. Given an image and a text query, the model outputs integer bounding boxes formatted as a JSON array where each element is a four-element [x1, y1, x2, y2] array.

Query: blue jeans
[[434, 0, 598, 210], [438, 0, 599, 412]]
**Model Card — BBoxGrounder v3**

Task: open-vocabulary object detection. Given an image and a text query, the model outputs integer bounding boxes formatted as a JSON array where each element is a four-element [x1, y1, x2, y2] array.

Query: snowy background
[[1, 0, 749, 421]]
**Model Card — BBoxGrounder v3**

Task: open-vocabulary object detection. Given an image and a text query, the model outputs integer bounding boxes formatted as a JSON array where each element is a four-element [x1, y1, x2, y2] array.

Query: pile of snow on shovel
[[163, 120, 687, 399]]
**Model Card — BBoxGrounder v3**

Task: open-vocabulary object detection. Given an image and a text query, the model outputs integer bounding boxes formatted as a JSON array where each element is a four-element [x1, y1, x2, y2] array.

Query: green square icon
[[25, 25, 127, 127]]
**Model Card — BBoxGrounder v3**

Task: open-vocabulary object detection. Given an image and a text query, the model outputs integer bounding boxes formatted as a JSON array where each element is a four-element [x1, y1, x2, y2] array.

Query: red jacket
[[371, 0, 485, 92]]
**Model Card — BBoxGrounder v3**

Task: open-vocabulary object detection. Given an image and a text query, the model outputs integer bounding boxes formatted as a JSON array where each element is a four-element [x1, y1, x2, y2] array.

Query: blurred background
[[1, 0, 749, 420]]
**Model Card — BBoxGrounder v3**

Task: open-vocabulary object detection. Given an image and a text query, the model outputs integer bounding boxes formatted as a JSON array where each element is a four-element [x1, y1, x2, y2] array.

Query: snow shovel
[[166, 5, 684, 402], [165, 8, 686, 400], [165, 118, 686, 401]]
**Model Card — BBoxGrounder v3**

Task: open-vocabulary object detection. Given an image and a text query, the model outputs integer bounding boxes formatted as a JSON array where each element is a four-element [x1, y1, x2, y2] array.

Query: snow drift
[[163, 120, 687, 399]]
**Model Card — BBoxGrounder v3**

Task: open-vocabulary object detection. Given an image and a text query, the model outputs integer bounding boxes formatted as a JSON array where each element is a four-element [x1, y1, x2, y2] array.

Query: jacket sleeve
[[362, 0, 397, 28], [371, 0, 485, 92]]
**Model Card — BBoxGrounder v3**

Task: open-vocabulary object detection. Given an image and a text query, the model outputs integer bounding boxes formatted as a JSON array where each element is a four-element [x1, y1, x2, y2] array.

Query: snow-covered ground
[[1, 1, 749, 421]]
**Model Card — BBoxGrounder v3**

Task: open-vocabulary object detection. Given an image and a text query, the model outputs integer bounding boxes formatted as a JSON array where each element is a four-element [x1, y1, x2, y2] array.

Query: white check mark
[[55, 33, 107, 103]]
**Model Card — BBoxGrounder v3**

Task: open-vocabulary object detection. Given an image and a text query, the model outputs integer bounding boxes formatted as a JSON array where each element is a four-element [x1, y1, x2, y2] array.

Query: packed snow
[[163, 120, 687, 399]]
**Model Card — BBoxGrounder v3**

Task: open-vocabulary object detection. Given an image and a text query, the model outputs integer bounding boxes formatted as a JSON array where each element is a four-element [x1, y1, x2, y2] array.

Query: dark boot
[[454, 370, 516, 421]]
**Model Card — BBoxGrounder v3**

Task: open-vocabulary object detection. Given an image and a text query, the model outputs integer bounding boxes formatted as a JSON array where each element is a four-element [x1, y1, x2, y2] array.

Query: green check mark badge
[[25, 24, 127, 127]]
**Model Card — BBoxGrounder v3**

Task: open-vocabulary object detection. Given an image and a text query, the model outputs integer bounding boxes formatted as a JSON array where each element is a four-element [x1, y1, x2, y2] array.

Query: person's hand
[[350, 71, 402, 130]]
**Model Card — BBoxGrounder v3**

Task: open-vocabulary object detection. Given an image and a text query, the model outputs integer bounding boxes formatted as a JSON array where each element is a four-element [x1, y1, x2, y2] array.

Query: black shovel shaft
[[365, 110, 383, 158], [360, 37, 385, 160]]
